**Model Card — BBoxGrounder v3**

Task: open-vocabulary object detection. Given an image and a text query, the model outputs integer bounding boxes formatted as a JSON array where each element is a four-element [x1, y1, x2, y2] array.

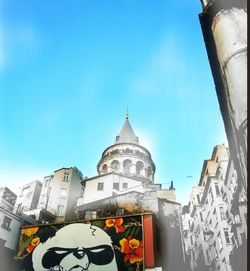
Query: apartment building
[[182, 145, 237, 271], [36, 167, 83, 221], [0, 187, 36, 271], [221, 158, 247, 271], [13, 167, 83, 223], [14, 180, 42, 215]]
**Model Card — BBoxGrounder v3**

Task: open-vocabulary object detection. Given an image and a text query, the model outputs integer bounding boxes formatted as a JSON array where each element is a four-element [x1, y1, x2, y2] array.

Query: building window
[[217, 234, 223, 251], [16, 203, 23, 214], [116, 208, 124, 216], [60, 188, 67, 197], [215, 184, 220, 196], [122, 183, 128, 189], [209, 189, 214, 202], [97, 182, 104, 191], [200, 212, 203, 222], [231, 236, 236, 248], [63, 173, 69, 182], [113, 183, 119, 190], [219, 206, 226, 220], [190, 236, 193, 245], [1, 216, 11, 231], [224, 228, 230, 244], [85, 210, 97, 220], [57, 205, 64, 216]]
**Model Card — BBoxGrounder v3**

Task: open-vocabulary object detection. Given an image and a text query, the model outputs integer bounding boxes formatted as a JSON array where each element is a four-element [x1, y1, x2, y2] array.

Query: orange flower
[[21, 227, 39, 237], [26, 237, 40, 253], [120, 236, 143, 264], [105, 218, 125, 233]]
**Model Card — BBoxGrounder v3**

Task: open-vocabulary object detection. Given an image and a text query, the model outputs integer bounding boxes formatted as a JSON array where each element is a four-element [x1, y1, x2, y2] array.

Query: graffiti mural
[[15, 215, 144, 271]]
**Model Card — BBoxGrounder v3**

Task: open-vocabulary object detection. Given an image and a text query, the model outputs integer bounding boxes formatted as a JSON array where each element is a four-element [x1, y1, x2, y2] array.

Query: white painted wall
[[83, 173, 145, 204]]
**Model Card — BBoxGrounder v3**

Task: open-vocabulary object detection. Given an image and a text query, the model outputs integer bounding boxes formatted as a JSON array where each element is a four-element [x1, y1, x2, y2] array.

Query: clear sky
[[0, 0, 227, 205]]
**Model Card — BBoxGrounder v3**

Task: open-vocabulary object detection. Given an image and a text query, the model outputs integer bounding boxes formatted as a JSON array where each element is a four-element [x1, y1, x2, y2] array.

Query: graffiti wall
[[15, 215, 144, 271]]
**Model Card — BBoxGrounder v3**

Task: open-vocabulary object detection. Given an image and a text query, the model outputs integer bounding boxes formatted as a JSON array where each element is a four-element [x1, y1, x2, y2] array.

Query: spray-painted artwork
[[15, 215, 144, 271]]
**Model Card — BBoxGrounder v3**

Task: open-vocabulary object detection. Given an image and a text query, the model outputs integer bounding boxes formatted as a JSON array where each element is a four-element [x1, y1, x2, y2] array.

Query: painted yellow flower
[[105, 218, 125, 233], [120, 237, 143, 264], [21, 227, 39, 237]]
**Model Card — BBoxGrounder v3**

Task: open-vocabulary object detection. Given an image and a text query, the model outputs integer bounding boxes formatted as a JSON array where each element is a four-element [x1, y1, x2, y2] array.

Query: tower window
[[113, 183, 119, 190], [101, 164, 108, 174], [125, 148, 133, 154], [136, 161, 144, 176], [123, 159, 132, 174], [146, 166, 152, 178], [97, 182, 104, 191], [111, 160, 120, 173]]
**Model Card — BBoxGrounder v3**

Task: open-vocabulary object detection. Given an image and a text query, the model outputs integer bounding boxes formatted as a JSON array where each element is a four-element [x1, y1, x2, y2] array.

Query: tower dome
[[97, 114, 155, 182]]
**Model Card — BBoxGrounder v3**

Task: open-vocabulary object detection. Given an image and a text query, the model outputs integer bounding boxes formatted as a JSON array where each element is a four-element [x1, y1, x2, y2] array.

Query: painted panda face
[[32, 223, 118, 271]]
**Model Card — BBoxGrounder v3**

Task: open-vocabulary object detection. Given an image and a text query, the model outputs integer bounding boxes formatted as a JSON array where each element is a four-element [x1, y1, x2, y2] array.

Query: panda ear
[[39, 226, 57, 243]]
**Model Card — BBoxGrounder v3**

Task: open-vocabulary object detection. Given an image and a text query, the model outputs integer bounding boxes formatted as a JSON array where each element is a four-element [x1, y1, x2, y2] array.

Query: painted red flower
[[105, 218, 125, 233], [26, 237, 40, 253], [120, 236, 143, 264]]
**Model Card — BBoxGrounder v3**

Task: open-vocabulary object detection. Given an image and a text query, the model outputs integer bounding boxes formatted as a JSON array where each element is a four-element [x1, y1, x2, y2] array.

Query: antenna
[[126, 106, 129, 119]]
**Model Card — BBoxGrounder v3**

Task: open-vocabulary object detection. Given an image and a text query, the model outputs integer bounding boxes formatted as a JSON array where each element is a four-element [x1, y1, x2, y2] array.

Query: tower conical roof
[[115, 118, 139, 144]]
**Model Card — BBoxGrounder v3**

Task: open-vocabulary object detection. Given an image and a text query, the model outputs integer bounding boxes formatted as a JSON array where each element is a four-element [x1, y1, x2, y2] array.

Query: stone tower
[[97, 113, 156, 183]]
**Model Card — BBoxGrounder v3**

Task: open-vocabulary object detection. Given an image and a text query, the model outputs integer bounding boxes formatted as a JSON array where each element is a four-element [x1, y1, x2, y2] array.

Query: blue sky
[[0, 0, 227, 205]]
